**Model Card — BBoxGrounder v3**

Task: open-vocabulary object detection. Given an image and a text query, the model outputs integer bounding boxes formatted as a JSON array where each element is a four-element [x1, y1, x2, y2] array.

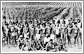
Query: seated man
[[45, 39, 54, 52], [18, 35, 25, 50], [57, 39, 67, 52]]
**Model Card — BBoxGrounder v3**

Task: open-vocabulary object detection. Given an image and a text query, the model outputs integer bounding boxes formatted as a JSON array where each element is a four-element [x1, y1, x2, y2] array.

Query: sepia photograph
[[1, 1, 83, 53]]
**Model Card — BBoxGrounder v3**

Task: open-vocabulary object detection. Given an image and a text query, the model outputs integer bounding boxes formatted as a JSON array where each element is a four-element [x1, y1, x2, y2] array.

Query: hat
[[50, 39, 53, 41], [46, 34, 49, 37], [74, 22, 77, 24], [19, 35, 23, 38], [57, 20, 60, 24]]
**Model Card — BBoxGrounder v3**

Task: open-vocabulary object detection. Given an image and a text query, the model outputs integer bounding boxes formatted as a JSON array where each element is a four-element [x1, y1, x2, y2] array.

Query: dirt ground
[[2, 45, 82, 53]]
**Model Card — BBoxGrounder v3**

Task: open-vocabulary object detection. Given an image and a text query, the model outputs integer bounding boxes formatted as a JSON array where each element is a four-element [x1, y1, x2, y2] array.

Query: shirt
[[50, 34, 55, 40], [55, 27, 60, 34], [35, 33, 40, 40], [77, 23, 81, 29]]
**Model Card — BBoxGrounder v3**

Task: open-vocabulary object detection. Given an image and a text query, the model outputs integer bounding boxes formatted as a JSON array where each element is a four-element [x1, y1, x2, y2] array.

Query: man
[[11, 27, 17, 46], [18, 35, 25, 50], [60, 19, 66, 44], [57, 39, 67, 52], [55, 21, 61, 42], [46, 39, 54, 52], [2, 23, 9, 46], [46, 23, 51, 35], [67, 22, 73, 46], [35, 26, 41, 40], [29, 22, 34, 40], [73, 22, 81, 48], [72, 22, 78, 45]]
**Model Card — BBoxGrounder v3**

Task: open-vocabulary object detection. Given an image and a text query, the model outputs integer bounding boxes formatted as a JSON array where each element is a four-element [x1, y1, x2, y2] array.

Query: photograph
[[1, 1, 83, 53]]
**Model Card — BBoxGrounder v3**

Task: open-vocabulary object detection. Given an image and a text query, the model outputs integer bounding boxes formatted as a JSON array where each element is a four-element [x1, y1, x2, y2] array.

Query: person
[[51, 22, 56, 34], [50, 31, 55, 41], [46, 39, 54, 51], [23, 25, 29, 39], [67, 21, 73, 46], [18, 35, 26, 50], [2, 24, 8, 46], [35, 26, 41, 40], [57, 39, 67, 52], [46, 23, 50, 34], [77, 19, 82, 46], [44, 34, 50, 45], [60, 19, 66, 44], [11, 27, 17, 46], [73, 22, 82, 48], [55, 22, 61, 42], [29, 22, 34, 40]]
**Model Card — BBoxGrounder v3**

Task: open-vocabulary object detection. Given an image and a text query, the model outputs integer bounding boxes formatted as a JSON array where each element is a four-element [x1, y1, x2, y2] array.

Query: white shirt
[[50, 34, 55, 39], [29, 24, 33, 29], [24, 33, 28, 38], [41, 26, 45, 33], [4, 26, 9, 35], [36, 27, 40, 33], [44, 37, 50, 44], [35, 33, 40, 40], [65, 19, 69, 27], [55, 26, 60, 34], [11, 26, 14, 32], [77, 23, 81, 29], [55, 19, 59, 25]]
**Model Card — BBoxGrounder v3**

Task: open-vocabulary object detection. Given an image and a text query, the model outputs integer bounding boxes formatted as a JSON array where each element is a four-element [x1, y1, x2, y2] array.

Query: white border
[[1, 1, 83, 53], [1, 1, 83, 2]]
